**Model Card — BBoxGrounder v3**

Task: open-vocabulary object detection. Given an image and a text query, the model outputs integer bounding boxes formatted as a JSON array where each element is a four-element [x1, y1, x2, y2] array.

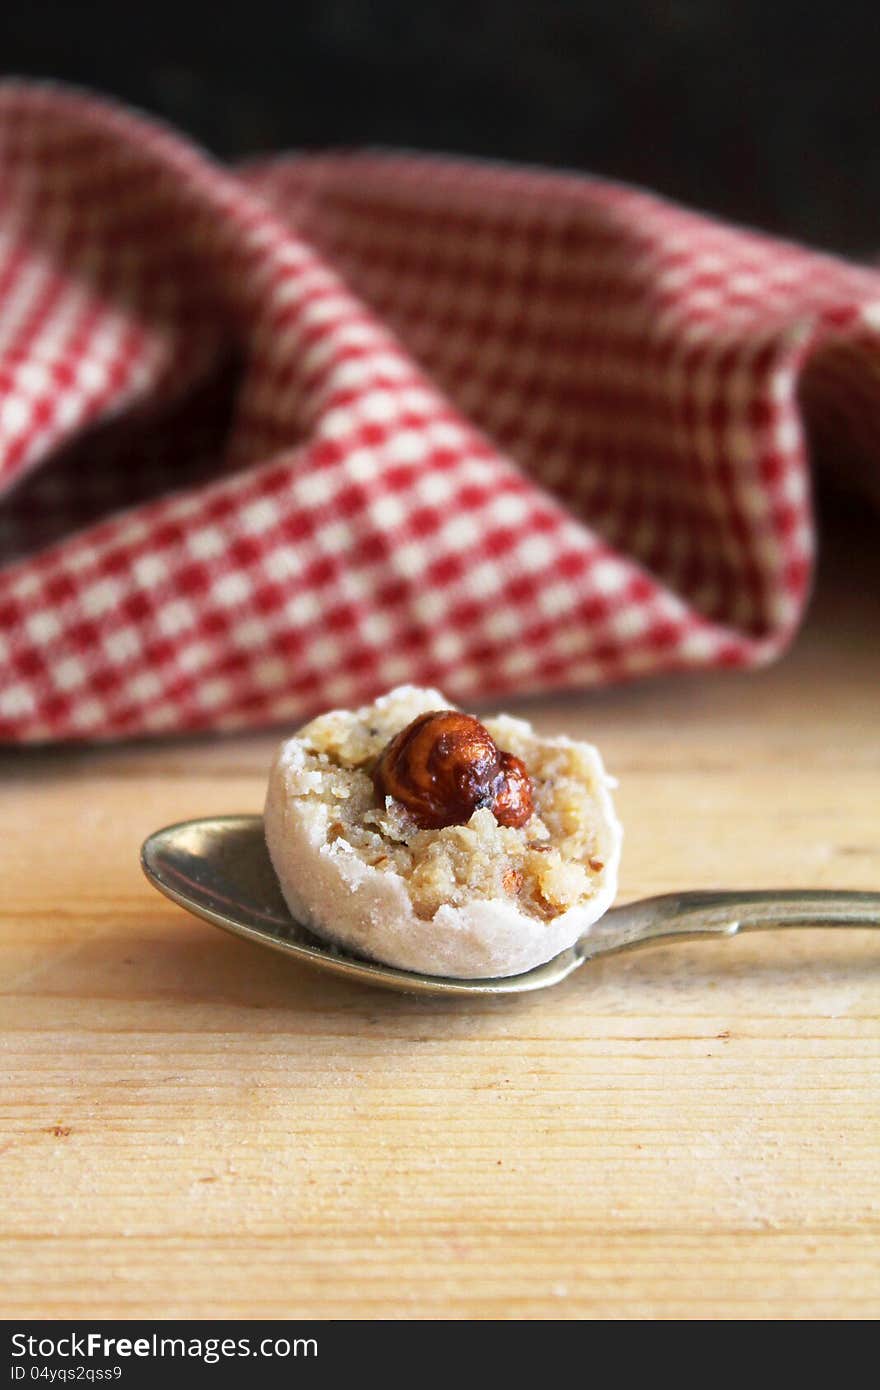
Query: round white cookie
[[264, 685, 622, 979]]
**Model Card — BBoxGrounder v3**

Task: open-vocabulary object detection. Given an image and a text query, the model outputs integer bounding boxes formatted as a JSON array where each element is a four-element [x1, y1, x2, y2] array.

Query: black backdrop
[[4, 1, 879, 257]]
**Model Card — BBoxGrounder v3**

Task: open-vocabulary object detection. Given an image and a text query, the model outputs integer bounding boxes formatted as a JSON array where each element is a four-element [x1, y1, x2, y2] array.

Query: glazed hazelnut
[[372, 710, 534, 830]]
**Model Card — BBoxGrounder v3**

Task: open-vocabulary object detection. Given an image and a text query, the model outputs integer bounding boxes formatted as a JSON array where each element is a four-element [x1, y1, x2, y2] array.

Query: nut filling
[[284, 688, 611, 923], [372, 710, 534, 829]]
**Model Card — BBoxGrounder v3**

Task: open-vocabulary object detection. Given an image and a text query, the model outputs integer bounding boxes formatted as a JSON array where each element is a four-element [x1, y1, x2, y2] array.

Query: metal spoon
[[141, 815, 880, 997]]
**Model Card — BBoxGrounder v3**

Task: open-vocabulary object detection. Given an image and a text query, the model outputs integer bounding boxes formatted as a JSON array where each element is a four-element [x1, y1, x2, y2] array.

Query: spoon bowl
[[141, 816, 880, 996]]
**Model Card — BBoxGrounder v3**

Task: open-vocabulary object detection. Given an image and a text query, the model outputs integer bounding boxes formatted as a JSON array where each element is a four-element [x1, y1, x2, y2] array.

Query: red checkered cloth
[[1, 83, 879, 742]]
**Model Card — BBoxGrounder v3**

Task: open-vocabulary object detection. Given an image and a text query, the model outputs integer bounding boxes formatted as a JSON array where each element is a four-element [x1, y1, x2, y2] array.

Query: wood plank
[[1, 505, 878, 1319]]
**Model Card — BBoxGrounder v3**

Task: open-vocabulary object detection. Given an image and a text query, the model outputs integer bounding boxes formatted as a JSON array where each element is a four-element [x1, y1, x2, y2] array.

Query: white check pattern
[[1, 83, 879, 741]]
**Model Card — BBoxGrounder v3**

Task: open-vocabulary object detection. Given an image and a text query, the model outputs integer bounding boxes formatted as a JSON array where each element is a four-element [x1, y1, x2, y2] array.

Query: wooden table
[[2, 506, 878, 1320]]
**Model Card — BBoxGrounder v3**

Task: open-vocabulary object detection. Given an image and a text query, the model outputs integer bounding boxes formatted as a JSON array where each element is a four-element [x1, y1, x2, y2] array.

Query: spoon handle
[[580, 889, 880, 962]]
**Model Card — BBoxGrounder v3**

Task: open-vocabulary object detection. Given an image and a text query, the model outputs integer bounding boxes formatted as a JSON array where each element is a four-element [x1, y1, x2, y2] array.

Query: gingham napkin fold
[[1, 83, 879, 742]]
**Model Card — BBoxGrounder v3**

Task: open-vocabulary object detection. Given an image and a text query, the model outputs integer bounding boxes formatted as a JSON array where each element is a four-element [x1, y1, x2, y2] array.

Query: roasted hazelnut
[[372, 710, 534, 830]]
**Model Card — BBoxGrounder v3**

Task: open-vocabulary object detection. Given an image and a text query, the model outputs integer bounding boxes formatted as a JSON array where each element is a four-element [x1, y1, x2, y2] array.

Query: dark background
[[4, 1, 880, 258]]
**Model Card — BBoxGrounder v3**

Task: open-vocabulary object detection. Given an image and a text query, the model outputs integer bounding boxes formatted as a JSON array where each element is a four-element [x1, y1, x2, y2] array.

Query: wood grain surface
[[1, 506, 878, 1320]]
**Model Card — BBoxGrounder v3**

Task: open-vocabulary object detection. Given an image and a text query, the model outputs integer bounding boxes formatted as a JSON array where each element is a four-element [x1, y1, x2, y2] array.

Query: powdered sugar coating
[[264, 685, 622, 978]]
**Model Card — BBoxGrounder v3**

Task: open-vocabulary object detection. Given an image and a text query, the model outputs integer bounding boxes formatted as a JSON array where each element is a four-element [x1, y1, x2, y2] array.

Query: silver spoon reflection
[[141, 816, 880, 997]]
